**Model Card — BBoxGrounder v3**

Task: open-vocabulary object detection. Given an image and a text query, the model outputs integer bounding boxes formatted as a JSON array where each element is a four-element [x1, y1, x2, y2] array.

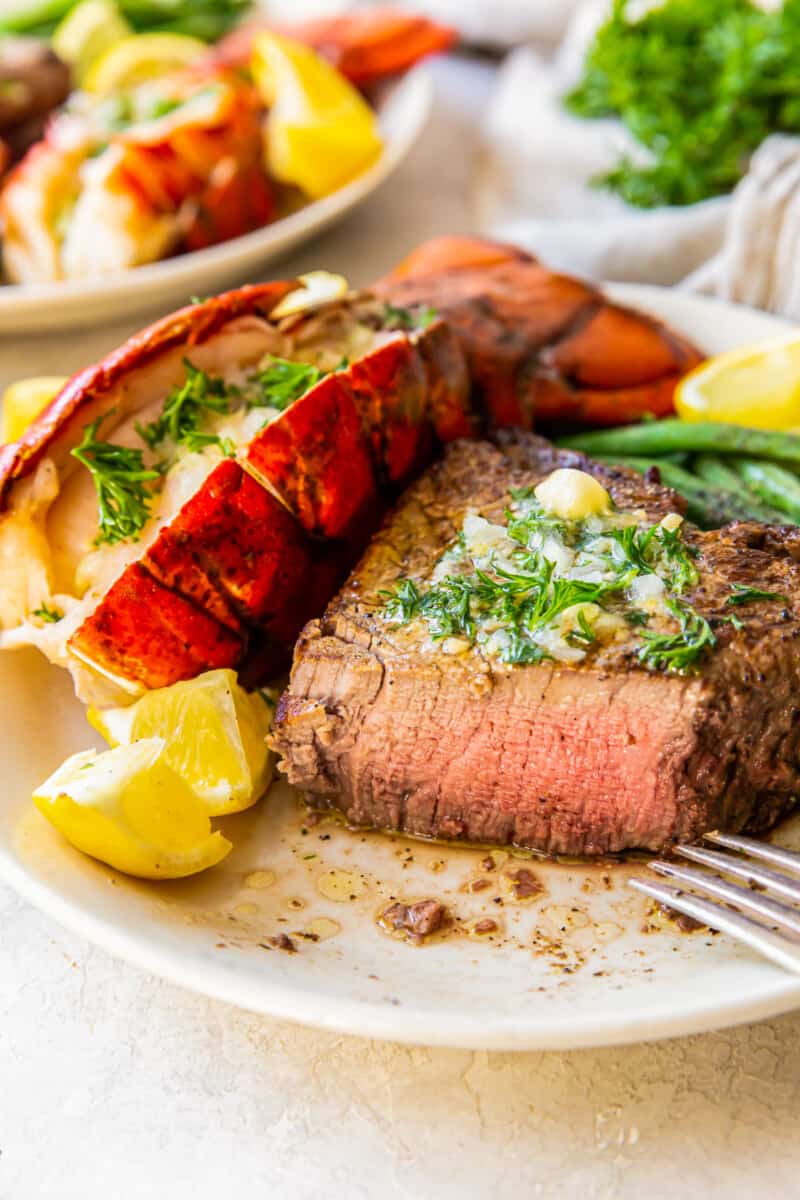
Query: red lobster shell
[[0, 281, 469, 701]]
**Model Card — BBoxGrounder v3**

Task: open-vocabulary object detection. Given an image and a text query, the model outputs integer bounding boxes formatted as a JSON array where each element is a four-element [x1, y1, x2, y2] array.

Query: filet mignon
[[271, 433, 800, 855]]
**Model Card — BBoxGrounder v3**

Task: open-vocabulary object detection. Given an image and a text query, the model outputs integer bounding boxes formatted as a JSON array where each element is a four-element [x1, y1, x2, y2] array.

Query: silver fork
[[629, 832, 800, 974]]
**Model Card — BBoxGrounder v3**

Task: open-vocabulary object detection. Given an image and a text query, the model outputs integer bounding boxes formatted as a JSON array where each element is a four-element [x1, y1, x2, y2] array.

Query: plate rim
[[2, 833, 800, 1051], [3, 283, 800, 1050], [0, 67, 434, 331]]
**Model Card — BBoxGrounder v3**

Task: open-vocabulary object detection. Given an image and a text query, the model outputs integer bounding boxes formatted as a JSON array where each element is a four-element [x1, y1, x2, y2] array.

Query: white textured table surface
[[2, 58, 800, 1199]]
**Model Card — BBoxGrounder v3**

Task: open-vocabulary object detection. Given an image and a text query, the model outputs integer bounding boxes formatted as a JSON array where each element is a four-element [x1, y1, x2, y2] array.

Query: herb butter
[[533, 467, 612, 520], [382, 474, 716, 673]]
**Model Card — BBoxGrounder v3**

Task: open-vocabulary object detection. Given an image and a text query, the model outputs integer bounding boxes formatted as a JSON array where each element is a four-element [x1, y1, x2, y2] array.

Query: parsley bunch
[[566, 0, 800, 208]]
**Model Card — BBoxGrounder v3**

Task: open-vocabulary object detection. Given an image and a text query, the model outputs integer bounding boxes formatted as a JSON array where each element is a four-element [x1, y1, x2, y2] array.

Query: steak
[[271, 433, 800, 855]]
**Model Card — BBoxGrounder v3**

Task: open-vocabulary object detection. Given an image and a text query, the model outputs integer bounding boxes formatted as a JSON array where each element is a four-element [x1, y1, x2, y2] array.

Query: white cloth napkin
[[471, 0, 800, 319], [266, 0, 585, 48]]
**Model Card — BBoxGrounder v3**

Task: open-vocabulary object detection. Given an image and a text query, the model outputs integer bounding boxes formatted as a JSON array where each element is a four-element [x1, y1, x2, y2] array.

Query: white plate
[[2, 285, 800, 1050], [0, 68, 432, 335]]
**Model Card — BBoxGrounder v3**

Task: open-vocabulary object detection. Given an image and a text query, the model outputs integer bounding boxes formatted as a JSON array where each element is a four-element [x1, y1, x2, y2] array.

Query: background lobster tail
[[215, 10, 457, 87], [375, 235, 704, 430]]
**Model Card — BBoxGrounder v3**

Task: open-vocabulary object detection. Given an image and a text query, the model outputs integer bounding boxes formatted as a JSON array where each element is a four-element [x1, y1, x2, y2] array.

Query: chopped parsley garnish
[[381, 496, 716, 675], [32, 604, 63, 623], [505, 505, 570, 550], [94, 84, 222, 136], [652, 525, 701, 593], [94, 92, 135, 133], [71, 415, 161, 545], [381, 578, 422, 623], [726, 584, 789, 607], [381, 302, 438, 331], [605, 524, 699, 593], [638, 600, 716, 672], [382, 302, 415, 330], [566, 608, 597, 647], [137, 359, 232, 453], [250, 357, 323, 412], [383, 555, 631, 663], [625, 608, 649, 626], [139, 94, 183, 122], [503, 631, 552, 666]]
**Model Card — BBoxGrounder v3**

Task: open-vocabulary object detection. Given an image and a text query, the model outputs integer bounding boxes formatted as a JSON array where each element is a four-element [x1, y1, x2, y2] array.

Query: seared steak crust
[[271, 433, 800, 854]]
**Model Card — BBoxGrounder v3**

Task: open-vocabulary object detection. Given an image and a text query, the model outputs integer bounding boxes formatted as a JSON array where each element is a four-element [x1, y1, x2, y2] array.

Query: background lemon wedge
[[84, 32, 207, 94], [52, 0, 133, 85], [676, 333, 800, 430], [33, 739, 232, 879], [252, 32, 383, 199], [1, 376, 67, 444], [89, 668, 273, 816]]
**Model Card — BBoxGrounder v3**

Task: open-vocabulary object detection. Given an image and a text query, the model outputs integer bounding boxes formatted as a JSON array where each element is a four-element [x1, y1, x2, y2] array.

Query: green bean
[[594, 455, 797, 528], [691, 454, 743, 491], [691, 455, 789, 522], [558, 420, 800, 466], [123, 0, 249, 36], [0, 0, 250, 37], [733, 459, 800, 522], [0, 0, 70, 34]]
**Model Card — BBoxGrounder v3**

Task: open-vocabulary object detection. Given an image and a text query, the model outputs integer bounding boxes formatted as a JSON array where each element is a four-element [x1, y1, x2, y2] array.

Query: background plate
[[0, 68, 432, 334], [1, 285, 800, 1050]]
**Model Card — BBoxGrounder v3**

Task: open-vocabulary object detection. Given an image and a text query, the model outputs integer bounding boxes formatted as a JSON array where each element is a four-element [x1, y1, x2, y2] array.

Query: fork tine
[[703, 831, 800, 876], [649, 860, 800, 937], [630, 879, 800, 974], [675, 844, 800, 905]]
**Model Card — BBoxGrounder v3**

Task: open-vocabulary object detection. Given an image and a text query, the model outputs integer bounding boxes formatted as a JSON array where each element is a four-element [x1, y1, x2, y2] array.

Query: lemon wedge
[[52, 0, 132, 85], [271, 270, 349, 319], [33, 739, 232, 879], [84, 32, 207, 95], [676, 333, 800, 431], [88, 668, 273, 816], [252, 32, 382, 199], [1, 376, 66, 444]]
